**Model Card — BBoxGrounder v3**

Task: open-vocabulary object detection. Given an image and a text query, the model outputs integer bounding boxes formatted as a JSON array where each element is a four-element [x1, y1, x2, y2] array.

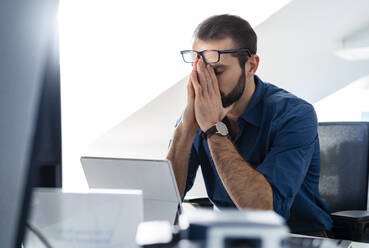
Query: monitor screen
[[0, 0, 61, 247]]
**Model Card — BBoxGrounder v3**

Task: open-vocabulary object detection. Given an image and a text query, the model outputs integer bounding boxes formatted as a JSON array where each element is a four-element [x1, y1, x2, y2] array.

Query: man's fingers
[[190, 70, 202, 97], [190, 58, 201, 99], [202, 64, 214, 95], [192, 57, 199, 72], [207, 64, 220, 96], [187, 79, 195, 104], [196, 58, 210, 96]]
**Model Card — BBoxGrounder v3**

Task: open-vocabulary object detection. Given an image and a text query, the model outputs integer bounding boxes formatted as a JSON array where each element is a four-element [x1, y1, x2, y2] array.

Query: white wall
[[60, 0, 369, 198], [256, 0, 369, 103], [315, 75, 369, 122], [59, 0, 292, 191]]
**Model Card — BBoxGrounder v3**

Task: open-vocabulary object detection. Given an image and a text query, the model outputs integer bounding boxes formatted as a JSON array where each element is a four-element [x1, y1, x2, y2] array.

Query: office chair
[[318, 122, 369, 242]]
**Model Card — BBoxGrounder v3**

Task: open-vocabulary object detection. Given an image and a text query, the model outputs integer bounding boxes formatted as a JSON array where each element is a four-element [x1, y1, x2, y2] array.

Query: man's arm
[[166, 122, 197, 198], [167, 62, 200, 199], [207, 135, 273, 210], [189, 57, 272, 209]]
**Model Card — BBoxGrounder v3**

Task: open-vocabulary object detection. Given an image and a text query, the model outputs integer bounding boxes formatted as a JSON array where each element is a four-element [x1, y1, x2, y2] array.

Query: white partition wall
[[59, 0, 292, 191], [60, 0, 369, 198]]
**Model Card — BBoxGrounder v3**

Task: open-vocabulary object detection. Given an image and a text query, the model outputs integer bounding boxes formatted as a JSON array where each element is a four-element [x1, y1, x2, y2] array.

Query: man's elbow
[[237, 186, 274, 210]]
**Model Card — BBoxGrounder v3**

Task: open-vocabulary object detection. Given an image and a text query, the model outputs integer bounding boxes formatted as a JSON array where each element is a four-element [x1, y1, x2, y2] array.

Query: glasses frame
[[180, 48, 252, 64]]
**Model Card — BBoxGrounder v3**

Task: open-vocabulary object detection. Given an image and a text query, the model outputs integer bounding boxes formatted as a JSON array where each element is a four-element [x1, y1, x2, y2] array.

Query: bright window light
[[58, 0, 292, 190], [314, 75, 369, 122]]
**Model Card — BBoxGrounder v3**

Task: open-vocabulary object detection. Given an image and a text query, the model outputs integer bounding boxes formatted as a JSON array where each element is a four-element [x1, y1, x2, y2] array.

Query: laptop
[[81, 157, 182, 224]]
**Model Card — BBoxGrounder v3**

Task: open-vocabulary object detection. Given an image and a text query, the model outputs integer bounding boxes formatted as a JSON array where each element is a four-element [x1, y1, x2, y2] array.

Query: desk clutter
[[136, 209, 343, 248]]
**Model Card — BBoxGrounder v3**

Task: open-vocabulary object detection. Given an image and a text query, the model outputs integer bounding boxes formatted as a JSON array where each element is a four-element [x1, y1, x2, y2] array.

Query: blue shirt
[[181, 75, 333, 233]]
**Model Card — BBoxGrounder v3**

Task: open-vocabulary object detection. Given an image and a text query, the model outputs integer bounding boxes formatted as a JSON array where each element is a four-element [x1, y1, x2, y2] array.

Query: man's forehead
[[192, 37, 236, 51]]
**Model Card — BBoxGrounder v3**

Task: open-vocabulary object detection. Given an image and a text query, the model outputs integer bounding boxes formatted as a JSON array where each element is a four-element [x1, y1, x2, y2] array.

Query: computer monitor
[[0, 0, 61, 247], [31, 13, 62, 189]]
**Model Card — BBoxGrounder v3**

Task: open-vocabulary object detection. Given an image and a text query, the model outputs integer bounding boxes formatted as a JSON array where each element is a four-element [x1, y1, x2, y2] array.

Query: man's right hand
[[181, 60, 200, 133]]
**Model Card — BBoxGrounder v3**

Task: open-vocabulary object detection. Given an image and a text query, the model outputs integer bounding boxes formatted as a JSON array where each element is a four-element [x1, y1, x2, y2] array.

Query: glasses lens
[[182, 51, 197, 63], [203, 50, 219, 63]]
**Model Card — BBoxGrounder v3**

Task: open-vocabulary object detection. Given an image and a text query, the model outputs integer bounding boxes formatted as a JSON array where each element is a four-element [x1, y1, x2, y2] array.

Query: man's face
[[192, 37, 247, 108]]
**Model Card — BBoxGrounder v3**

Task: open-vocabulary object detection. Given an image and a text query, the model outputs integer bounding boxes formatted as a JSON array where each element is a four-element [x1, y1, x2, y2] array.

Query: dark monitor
[[0, 0, 61, 247], [31, 14, 62, 189]]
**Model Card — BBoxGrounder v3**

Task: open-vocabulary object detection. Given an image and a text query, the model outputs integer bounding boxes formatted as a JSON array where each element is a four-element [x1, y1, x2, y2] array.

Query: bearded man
[[167, 14, 332, 235]]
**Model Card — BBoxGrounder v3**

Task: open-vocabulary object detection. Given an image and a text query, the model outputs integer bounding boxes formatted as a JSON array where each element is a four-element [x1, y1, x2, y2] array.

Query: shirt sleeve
[[168, 114, 183, 149], [256, 103, 318, 220]]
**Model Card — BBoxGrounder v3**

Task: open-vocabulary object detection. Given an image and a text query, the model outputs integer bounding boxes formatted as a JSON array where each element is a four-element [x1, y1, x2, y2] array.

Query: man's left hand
[[191, 58, 233, 132]]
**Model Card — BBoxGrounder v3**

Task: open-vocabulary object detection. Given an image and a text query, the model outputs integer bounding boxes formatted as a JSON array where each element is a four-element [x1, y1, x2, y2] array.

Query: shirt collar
[[239, 75, 265, 127]]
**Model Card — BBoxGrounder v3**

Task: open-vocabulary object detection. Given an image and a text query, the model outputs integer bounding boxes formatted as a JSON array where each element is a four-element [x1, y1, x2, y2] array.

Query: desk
[[351, 242, 369, 248], [170, 236, 369, 248], [291, 234, 369, 248], [182, 204, 369, 248]]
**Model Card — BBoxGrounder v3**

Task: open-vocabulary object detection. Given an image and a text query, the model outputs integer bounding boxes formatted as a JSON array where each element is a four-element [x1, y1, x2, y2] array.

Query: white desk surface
[[291, 234, 369, 248], [183, 204, 369, 248]]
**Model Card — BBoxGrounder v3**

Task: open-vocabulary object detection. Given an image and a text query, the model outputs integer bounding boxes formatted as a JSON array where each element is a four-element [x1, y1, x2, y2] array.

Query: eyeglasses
[[180, 48, 251, 64]]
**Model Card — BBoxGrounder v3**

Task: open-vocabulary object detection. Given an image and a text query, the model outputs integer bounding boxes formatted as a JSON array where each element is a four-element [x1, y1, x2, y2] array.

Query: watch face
[[216, 122, 229, 136]]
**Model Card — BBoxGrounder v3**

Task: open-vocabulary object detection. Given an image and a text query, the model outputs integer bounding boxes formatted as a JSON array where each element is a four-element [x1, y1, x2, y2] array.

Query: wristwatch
[[202, 121, 229, 141]]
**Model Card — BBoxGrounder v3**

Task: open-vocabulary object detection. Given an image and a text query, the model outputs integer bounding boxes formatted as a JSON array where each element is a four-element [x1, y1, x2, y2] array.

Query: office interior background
[[59, 0, 369, 198]]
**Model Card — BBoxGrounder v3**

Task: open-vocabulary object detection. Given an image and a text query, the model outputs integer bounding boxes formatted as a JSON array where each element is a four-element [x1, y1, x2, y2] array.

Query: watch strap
[[201, 117, 231, 141], [201, 126, 217, 141]]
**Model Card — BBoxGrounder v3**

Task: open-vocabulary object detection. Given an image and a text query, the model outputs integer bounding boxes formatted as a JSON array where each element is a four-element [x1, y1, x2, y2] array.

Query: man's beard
[[220, 68, 246, 108]]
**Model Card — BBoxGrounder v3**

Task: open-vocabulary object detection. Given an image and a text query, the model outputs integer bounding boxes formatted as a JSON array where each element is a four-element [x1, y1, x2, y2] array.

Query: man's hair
[[194, 14, 257, 68]]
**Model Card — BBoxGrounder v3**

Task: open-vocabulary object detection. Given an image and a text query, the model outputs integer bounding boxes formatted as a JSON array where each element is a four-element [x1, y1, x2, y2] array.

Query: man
[[167, 14, 332, 234]]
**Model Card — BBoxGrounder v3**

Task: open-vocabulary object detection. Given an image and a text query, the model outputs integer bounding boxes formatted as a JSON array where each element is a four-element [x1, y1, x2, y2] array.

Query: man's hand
[[191, 57, 233, 132], [181, 61, 200, 133]]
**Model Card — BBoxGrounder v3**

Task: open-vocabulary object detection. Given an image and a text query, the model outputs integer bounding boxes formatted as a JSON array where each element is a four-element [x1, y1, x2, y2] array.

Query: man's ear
[[246, 55, 260, 76]]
